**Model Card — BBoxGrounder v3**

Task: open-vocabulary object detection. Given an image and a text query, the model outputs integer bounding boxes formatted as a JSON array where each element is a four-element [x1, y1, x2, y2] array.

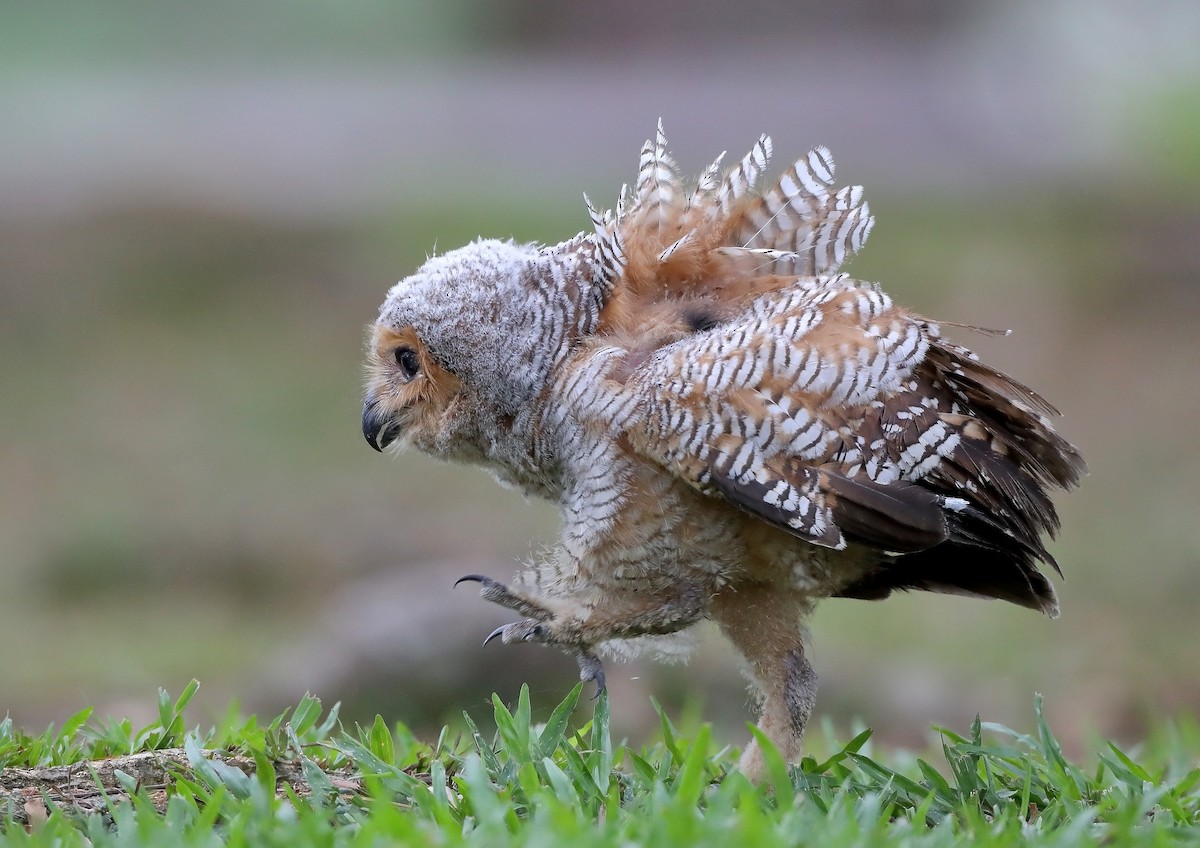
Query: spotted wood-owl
[[361, 123, 1085, 779]]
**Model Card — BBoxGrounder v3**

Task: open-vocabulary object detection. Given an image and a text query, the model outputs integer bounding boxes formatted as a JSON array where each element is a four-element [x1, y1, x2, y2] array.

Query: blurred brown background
[[2, 0, 1198, 751]]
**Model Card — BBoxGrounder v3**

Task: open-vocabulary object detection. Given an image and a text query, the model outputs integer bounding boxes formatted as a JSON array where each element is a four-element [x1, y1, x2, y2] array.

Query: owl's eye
[[394, 346, 420, 381]]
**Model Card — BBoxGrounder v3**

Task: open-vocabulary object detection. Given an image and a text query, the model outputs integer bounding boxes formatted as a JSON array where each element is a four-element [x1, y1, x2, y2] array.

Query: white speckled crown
[[378, 238, 587, 418]]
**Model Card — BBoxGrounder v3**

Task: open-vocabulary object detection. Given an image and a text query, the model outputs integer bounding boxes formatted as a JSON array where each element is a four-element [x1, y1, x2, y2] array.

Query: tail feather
[[837, 540, 1060, 616], [836, 498, 1061, 614]]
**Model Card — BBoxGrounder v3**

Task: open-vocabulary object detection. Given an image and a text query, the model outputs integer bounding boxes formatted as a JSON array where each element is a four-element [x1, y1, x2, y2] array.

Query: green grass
[[2, 683, 1198, 846]]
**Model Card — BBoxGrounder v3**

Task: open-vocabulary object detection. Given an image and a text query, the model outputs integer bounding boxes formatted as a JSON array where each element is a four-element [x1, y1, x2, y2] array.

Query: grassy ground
[[2, 683, 1198, 846]]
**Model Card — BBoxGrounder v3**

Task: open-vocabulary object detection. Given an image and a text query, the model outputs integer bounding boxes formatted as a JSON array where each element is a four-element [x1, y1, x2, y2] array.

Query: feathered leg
[[458, 574, 708, 694], [710, 585, 817, 782]]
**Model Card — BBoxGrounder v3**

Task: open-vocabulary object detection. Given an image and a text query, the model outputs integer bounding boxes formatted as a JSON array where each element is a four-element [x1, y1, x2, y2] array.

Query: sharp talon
[[591, 670, 607, 700], [483, 624, 508, 646], [457, 575, 554, 621]]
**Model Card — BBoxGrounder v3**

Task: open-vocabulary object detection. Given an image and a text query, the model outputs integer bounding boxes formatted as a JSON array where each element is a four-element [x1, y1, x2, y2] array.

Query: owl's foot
[[456, 575, 607, 696], [455, 574, 554, 620], [481, 617, 606, 697], [575, 648, 607, 698]]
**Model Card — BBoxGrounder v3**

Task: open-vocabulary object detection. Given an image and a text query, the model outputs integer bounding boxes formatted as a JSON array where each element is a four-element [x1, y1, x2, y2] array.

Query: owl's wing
[[617, 275, 955, 553], [569, 124, 1082, 607], [572, 124, 1082, 556], [612, 270, 1084, 563]]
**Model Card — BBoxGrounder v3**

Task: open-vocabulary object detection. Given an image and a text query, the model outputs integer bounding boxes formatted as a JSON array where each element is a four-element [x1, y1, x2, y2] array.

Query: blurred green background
[[2, 0, 1198, 752]]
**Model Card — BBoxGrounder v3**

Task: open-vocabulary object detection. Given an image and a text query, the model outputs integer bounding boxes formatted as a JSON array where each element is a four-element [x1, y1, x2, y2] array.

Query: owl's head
[[362, 238, 579, 462]]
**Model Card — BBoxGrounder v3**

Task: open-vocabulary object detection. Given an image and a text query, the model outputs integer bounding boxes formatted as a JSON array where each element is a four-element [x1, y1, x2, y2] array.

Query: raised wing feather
[[579, 125, 874, 318], [733, 147, 874, 275]]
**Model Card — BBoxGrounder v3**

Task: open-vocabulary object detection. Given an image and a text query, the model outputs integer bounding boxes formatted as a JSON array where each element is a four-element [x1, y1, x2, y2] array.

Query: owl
[[361, 123, 1085, 779]]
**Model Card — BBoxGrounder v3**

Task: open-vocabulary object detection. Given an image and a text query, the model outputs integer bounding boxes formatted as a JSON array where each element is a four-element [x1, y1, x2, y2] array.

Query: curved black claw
[[575, 649, 606, 699], [481, 618, 547, 648], [483, 624, 508, 646], [453, 574, 554, 620]]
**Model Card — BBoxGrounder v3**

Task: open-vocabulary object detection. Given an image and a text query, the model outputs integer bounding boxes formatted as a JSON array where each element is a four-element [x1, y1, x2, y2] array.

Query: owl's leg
[[468, 581, 708, 695], [710, 585, 817, 782], [458, 574, 707, 639]]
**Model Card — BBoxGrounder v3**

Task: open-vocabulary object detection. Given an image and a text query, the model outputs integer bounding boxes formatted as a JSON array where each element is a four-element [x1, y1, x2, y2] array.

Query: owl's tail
[[835, 506, 1062, 616]]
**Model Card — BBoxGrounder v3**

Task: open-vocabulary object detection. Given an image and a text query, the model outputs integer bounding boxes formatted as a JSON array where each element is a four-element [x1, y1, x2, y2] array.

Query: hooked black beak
[[362, 395, 401, 452]]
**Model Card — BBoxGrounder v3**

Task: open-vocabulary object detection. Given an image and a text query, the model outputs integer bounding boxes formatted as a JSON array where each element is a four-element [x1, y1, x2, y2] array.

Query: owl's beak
[[362, 394, 402, 452]]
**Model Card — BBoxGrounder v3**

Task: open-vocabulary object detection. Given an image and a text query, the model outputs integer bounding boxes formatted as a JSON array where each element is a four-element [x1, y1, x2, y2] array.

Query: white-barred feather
[[634, 119, 680, 232], [717, 134, 772, 217]]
